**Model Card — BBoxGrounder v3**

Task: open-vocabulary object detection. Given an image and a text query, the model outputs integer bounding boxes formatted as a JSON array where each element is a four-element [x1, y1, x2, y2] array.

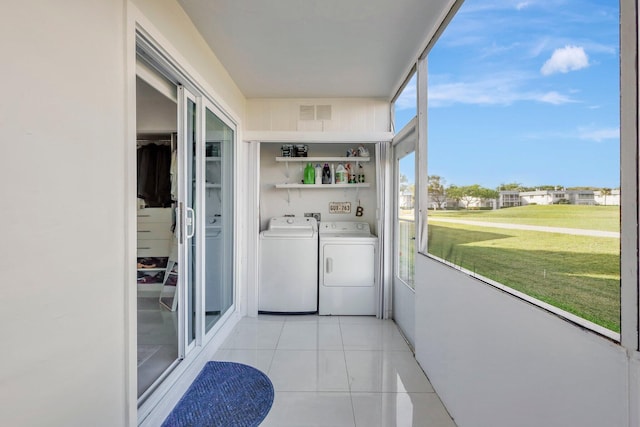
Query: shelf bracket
[[284, 161, 289, 178]]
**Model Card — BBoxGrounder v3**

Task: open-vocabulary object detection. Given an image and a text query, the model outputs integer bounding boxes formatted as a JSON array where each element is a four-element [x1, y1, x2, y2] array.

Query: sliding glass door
[[202, 101, 234, 335], [176, 89, 236, 351], [136, 38, 236, 406]]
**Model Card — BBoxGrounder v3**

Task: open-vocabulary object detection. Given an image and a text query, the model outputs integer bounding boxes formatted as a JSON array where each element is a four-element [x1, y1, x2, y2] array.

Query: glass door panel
[[135, 70, 180, 401], [177, 86, 198, 352], [397, 151, 416, 287], [203, 104, 234, 334], [392, 124, 417, 347]]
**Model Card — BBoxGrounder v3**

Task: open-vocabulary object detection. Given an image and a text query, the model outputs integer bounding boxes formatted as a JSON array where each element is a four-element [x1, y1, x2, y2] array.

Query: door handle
[[326, 257, 333, 274], [177, 203, 184, 245], [186, 207, 195, 239]]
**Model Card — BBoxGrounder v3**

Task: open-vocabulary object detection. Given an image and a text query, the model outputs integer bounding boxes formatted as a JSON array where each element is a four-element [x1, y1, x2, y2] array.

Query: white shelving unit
[[274, 156, 371, 203], [275, 183, 370, 189], [275, 156, 370, 163]]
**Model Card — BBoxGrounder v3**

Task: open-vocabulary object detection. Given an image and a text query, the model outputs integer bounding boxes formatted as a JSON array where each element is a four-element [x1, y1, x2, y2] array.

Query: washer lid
[[262, 216, 318, 237]]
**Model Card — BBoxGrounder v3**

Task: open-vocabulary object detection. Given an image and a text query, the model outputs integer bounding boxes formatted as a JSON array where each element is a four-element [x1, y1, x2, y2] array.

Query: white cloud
[[538, 91, 574, 105], [516, 1, 531, 10], [578, 127, 619, 142], [427, 74, 576, 107], [541, 45, 590, 76]]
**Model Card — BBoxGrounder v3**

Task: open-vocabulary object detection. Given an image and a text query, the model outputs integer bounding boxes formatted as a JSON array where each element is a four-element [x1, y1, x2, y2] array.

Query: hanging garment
[[137, 143, 172, 206]]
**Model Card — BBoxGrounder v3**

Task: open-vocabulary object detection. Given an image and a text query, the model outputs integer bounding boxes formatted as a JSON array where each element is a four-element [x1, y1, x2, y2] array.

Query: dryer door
[[323, 242, 375, 287]]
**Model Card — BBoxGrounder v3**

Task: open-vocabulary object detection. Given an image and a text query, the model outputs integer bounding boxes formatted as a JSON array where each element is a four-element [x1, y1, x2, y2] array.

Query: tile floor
[[137, 295, 178, 398], [213, 315, 457, 427]]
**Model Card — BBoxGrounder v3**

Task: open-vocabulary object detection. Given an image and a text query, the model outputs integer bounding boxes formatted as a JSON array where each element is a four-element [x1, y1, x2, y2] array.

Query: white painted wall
[[131, 0, 246, 122], [393, 282, 415, 347], [259, 143, 378, 232], [414, 256, 631, 427], [1, 1, 248, 426], [247, 98, 390, 132], [0, 1, 127, 426]]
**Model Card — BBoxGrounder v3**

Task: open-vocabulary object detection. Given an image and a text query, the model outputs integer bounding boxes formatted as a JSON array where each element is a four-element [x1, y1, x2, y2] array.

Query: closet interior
[[136, 76, 179, 399]]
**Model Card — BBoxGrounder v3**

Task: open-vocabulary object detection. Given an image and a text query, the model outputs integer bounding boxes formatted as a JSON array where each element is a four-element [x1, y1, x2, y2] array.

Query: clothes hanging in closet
[[137, 143, 172, 207]]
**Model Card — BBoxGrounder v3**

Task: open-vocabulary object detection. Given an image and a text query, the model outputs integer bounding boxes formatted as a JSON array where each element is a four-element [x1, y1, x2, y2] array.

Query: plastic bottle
[[335, 163, 346, 184], [304, 162, 315, 184], [357, 163, 365, 183], [330, 164, 336, 184], [345, 163, 353, 183], [315, 164, 322, 184], [322, 163, 331, 184]]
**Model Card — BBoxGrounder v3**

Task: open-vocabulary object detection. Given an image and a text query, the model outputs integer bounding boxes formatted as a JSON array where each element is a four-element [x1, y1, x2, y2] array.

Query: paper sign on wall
[[329, 202, 351, 214]]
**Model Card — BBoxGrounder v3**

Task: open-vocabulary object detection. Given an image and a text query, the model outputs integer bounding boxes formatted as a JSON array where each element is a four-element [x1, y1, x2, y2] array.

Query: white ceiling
[[178, 0, 452, 99]]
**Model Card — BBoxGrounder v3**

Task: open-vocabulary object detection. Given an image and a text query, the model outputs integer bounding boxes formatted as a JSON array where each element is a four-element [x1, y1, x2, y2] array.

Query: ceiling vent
[[299, 105, 316, 121], [299, 104, 332, 121], [316, 105, 332, 120]]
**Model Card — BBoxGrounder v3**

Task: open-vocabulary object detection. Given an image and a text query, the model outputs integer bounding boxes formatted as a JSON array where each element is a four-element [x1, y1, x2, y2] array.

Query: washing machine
[[259, 217, 318, 313], [319, 221, 378, 315]]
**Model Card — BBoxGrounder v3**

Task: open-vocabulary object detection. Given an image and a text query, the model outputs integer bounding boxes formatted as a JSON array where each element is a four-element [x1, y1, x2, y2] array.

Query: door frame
[[132, 25, 241, 424], [391, 118, 417, 348]]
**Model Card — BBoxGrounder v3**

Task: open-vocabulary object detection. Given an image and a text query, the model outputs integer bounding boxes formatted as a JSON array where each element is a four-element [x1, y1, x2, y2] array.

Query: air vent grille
[[299, 104, 333, 121]]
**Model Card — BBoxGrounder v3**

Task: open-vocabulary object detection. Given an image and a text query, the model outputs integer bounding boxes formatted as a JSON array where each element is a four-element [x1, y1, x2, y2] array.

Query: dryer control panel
[[319, 221, 372, 236]]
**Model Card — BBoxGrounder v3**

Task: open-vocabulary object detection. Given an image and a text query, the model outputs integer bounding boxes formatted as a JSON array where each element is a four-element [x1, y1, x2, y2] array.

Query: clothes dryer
[[318, 221, 378, 315], [259, 217, 318, 313]]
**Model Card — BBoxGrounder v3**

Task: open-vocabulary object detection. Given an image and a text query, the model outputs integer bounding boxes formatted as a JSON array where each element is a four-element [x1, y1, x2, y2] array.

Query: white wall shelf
[[276, 156, 370, 163], [275, 183, 370, 189]]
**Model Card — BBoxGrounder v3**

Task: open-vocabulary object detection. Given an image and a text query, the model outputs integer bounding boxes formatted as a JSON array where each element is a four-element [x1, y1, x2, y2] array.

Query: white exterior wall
[[1, 2, 128, 426], [595, 190, 621, 206], [414, 257, 630, 427], [1, 1, 247, 426], [520, 191, 553, 205]]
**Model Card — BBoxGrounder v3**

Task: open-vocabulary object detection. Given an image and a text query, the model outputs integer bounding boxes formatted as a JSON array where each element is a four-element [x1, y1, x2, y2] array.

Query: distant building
[[519, 190, 568, 206], [499, 191, 521, 207], [594, 189, 621, 206], [499, 189, 619, 208]]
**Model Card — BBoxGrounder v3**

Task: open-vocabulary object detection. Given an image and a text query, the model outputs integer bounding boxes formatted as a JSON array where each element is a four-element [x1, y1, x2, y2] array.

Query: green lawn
[[429, 205, 620, 232], [426, 205, 621, 332]]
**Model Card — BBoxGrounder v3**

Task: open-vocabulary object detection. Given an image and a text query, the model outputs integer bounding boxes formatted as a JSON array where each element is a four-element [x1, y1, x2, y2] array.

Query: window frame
[[395, 0, 638, 346]]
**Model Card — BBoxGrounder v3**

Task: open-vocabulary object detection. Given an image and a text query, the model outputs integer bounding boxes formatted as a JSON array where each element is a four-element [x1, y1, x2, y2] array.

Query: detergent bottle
[[335, 163, 347, 184], [322, 163, 331, 184], [304, 162, 315, 184]]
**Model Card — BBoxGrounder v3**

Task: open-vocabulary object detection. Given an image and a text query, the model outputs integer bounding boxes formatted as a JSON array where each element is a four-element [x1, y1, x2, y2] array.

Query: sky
[[395, 0, 620, 189]]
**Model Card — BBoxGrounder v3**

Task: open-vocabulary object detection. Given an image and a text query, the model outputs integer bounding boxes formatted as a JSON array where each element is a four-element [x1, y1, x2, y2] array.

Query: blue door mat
[[162, 361, 274, 427]]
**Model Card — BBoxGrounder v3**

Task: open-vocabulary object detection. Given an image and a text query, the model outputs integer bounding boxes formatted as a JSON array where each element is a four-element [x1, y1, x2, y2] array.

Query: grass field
[[429, 204, 620, 231], [426, 205, 621, 332]]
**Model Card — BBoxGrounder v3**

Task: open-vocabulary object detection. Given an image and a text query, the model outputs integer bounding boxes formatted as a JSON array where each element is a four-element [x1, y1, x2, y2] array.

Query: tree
[[455, 184, 499, 209], [399, 173, 408, 192], [601, 187, 612, 205], [459, 185, 480, 209], [497, 182, 523, 191], [446, 185, 463, 209], [428, 175, 447, 209]]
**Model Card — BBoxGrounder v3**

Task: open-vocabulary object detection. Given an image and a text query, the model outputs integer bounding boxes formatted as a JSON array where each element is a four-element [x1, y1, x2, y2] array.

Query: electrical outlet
[[304, 212, 321, 222]]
